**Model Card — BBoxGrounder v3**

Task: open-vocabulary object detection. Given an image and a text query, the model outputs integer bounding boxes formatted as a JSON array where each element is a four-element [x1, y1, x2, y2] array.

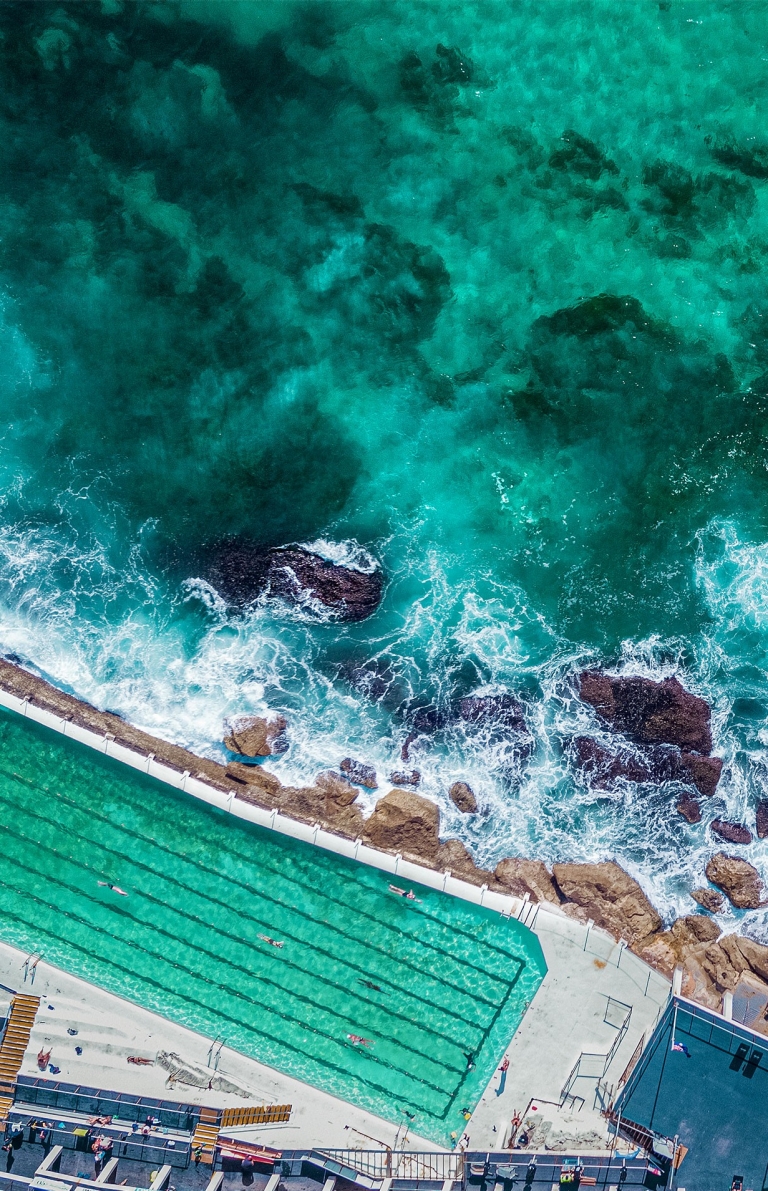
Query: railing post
[[583, 918, 593, 950]]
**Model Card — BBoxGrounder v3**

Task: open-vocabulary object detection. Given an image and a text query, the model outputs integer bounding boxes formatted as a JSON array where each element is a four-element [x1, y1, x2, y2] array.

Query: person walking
[[496, 1056, 510, 1096], [3, 1143, 14, 1172]]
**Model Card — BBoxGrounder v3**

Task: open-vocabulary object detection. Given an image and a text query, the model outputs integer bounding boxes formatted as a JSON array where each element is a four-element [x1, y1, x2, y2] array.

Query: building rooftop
[[615, 995, 768, 1187]]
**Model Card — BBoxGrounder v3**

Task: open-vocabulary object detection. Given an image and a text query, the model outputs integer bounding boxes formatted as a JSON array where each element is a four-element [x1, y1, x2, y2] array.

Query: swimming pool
[[0, 707, 546, 1145]]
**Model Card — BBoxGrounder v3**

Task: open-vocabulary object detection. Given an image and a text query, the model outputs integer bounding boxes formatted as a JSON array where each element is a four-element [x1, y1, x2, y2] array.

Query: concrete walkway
[[467, 904, 670, 1153]]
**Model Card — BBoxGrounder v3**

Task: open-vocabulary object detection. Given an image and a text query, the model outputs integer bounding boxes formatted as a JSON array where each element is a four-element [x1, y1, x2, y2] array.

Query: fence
[[560, 997, 632, 1107], [314, 1150, 463, 1182]]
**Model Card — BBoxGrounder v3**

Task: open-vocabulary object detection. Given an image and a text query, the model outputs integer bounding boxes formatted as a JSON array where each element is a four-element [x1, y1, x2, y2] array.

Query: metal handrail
[[315, 1150, 462, 1181]]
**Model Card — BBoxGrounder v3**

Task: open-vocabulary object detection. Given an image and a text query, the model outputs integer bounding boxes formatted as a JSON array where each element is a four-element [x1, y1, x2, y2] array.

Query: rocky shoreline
[[2, 655, 768, 1018]]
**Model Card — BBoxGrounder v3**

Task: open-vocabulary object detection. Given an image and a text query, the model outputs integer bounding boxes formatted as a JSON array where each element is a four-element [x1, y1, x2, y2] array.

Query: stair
[[191, 1109, 221, 1167], [0, 995, 40, 1093]]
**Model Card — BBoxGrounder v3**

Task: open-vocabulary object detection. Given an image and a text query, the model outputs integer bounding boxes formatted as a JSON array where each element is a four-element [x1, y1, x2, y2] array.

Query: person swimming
[[358, 979, 384, 992], [98, 882, 128, 896], [347, 1034, 374, 1046], [388, 884, 420, 901], [258, 934, 284, 948]]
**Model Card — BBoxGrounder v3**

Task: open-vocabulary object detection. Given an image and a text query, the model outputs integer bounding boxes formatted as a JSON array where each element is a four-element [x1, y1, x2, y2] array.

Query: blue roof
[[615, 996, 768, 1187]]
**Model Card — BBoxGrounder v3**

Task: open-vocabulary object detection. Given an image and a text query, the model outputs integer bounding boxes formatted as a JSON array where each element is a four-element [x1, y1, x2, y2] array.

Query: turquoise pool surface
[[0, 708, 546, 1144]]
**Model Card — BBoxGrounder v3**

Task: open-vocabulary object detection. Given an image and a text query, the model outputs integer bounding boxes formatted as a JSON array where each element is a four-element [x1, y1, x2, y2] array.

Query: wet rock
[[362, 789, 440, 861], [672, 915, 723, 946], [572, 736, 654, 786], [342, 656, 408, 709], [757, 799, 768, 839], [676, 795, 702, 824], [552, 861, 662, 944], [573, 736, 721, 798], [578, 672, 713, 754], [459, 693, 527, 732], [706, 852, 766, 909], [340, 758, 378, 789], [225, 762, 281, 797], [207, 542, 383, 622], [676, 753, 722, 797], [437, 838, 493, 887], [691, 887, 724, 913], [389, 769, 421, 788], [449, 781, 477, 814], [711, 819, 753, 845], [224, 714, 288, 758], [315, 770, 358, 806], [494, 858, 561, 905], [459, 693, 534, 758]]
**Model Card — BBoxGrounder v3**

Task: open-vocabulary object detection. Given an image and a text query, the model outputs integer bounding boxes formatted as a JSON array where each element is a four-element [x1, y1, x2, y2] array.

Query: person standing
[[3, 1143, 14, 1172], [496, 1056, 510, 1096]]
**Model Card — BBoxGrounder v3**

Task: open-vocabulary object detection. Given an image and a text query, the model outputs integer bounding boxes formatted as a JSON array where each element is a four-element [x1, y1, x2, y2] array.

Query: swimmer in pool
[[347, 1034, 374, 1047], [388, 884, 420, 901], [358, 979, 383, 992], [98, 882, 128, 896], [258, 934, 284, 948]]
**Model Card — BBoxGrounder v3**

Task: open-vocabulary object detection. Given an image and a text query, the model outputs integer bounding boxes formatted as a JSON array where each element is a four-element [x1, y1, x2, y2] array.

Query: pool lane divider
[[0, 684, 540, 921]]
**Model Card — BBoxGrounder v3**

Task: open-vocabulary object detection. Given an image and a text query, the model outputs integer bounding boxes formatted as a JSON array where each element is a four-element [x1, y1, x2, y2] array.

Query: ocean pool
[[0, 707, 546, 1145]]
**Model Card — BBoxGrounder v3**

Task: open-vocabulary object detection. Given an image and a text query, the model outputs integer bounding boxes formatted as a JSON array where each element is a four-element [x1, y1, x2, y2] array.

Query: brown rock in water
[[459, 694, 534, 758], [225, 714, 288, 758], [225, 762, 282, 797], [449, 781, 477, 814], [495, 858, 561, 905], [706, 852, 766, 909], [437, 839, 494, 886], [671, 915, 722, 946], [340, 757, 378, 789], [691, 887, 724, 913], [552, 860, 662, 944], [206, 541, 383, 622], [315, 770, 359, 806], [676, 795, 702, 823], [578, 672, 713, 754], [676, 753, 722, 797], [362, 789, 440, 861], [572, 736, 721, 798], [711, 819, 753, 845], [757, 799, 768, 839], [389, 770, 421, 787]]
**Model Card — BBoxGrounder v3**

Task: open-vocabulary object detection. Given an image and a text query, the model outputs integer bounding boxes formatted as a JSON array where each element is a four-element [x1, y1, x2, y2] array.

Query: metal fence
[[314, 1149, 463, 1181], [559, 997, 632, 1106]]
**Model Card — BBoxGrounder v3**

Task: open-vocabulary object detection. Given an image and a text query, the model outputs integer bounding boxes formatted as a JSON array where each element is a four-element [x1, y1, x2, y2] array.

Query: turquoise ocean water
[[2, 1, 768, 931]]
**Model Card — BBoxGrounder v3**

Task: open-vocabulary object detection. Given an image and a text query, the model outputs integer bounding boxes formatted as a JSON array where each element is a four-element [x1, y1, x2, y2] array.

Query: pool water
[[0, 708, 546, 1144]]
